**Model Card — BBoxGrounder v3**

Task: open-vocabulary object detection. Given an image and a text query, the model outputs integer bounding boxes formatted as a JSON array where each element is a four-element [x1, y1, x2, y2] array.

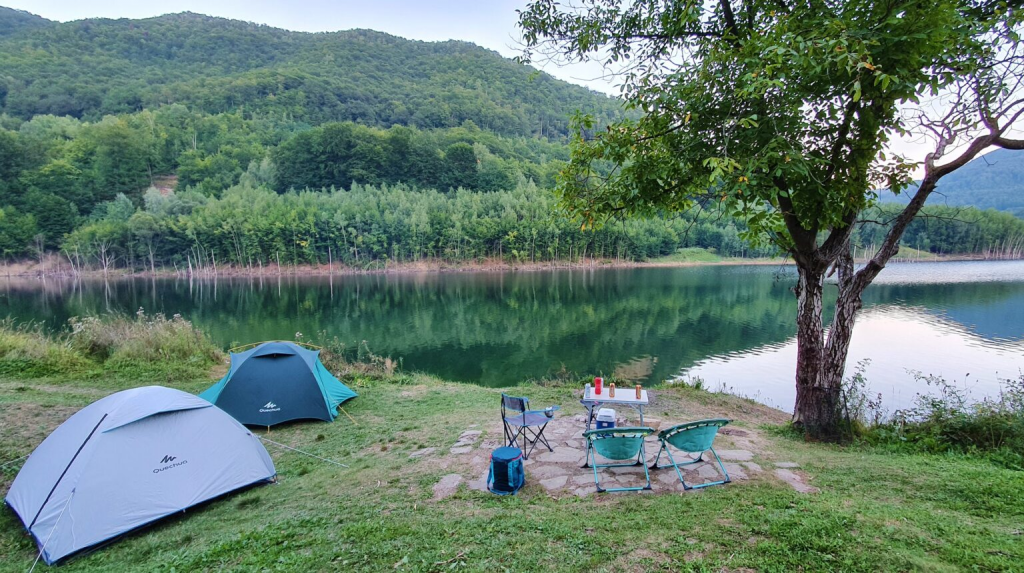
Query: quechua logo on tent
[[154, 454, 187, 474], [260, 401, 281, 413]]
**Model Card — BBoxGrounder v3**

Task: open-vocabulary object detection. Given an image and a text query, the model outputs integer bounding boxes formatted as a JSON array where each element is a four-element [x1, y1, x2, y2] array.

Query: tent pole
[[29, 414, 107, 530]]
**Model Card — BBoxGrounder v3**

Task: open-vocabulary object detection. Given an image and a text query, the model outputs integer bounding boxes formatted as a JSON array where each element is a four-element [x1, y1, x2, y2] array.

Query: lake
[[3, 260, 1023, 413]]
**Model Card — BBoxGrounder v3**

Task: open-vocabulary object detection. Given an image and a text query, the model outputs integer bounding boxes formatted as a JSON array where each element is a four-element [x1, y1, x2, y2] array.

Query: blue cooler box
[[595, 408, 616, 429]]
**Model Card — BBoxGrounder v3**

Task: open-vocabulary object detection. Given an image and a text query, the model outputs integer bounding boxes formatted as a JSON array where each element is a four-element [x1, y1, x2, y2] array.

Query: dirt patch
[[208, 359, 230, 379], [398, 385, 430, 399], [0, 381, 106, 398], [0, 402, 78, 489], [645, 387, 789, 428], [0, 402, 77, 445], [607, 548, 673, 573]]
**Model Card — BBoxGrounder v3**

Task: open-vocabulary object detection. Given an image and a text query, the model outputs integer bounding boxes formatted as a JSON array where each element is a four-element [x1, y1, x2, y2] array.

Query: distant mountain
[[880, 148, 1024, 217], [0, 9, 624, 138], [0, 7, 49, 37]]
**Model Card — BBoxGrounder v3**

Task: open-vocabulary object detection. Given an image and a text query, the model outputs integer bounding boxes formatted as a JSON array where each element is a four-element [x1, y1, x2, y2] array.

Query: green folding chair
[[582, 427, 654, 493], [649, 419, 731, 490]]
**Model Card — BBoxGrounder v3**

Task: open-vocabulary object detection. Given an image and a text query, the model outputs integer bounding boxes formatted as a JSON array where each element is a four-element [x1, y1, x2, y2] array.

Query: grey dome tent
[[199, 341, 357, 426], [5, 386, 276, 565]]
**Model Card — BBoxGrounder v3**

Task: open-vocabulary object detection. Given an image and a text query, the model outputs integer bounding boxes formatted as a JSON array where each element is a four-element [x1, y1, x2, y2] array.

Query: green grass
[[650, 247, 727, 264], [2, 365, 1022, 572], [0, 321, 1021, 571], [893, 245, 943, 261]]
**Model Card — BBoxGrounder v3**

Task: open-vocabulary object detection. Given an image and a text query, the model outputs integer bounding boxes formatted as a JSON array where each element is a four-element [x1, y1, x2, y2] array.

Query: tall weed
[[300, 331, 399, 378], [0, 320, 91, 377], [69, 309, 221, 371], [851, 370, 1024, 470]]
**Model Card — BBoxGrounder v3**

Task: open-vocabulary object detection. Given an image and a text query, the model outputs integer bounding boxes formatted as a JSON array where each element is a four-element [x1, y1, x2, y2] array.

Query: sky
[[0, 0, 617, 94]]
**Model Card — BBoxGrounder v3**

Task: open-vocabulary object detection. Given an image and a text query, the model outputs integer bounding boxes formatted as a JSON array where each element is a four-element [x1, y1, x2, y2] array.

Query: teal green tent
[[200, 341, 357, 426]]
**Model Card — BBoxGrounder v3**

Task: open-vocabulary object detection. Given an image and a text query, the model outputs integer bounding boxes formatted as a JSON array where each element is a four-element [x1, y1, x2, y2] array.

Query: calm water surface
[[3, 260, 1023, 412]]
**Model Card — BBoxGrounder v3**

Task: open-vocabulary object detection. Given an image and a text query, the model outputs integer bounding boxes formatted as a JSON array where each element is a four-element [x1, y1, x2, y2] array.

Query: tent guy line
[[28, 489, 75, 573], [0, 454, 29, 469], [258, 436, 349, 469]]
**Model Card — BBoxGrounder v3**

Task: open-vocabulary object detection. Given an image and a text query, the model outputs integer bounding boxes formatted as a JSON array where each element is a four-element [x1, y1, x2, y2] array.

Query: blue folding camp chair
[[500, 394, 560, 460], [582, 427, 654, 493], [649, 419, 731, 490]]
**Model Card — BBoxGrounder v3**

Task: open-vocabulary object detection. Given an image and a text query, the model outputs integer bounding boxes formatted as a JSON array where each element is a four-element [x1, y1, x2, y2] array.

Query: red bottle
[[594, 376, 603, 395]]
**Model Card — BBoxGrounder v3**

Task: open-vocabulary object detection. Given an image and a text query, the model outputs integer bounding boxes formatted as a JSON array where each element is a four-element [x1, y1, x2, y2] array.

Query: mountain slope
[[0, 6, 50, 38], [881, 148, 1024, 216], [0, 11, 623, 138]]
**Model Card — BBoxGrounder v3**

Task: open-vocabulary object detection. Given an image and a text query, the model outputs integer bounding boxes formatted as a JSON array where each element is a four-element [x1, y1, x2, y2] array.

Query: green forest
[[0, 7, 1022, 272], [0, 9, 623, 137]]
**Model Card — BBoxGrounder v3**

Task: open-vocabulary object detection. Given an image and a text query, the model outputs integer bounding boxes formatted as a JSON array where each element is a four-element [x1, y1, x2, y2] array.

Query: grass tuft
[[0, 312, 222, 383], [69, 309, 221, 364], [68, 309, 222, 377], [650, 247, 725, 264], [0, 320, 91, 377]]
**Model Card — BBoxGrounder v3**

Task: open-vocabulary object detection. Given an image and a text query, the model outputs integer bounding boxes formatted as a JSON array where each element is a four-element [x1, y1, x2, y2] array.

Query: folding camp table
[[580, 387, 650, 431]]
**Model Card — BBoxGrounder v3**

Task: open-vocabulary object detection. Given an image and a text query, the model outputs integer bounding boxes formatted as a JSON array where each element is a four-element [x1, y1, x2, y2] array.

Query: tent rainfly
[[5, 386, 276, 565], [199, 341, 357, 426]]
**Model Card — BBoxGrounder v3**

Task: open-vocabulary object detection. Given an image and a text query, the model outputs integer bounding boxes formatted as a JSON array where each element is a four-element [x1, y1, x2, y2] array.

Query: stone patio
[[422, 409, 818, 498]]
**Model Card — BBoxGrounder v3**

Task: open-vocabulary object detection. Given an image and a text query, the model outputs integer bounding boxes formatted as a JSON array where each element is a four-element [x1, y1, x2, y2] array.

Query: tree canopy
[[520, 0, 1017, 254], [519, 0, 1024, 438]]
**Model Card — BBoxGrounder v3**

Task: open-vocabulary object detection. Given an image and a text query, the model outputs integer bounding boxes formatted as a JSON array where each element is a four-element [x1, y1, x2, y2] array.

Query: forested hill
[[0, 7, 47, 37], [881, 148, 1024, 217], [0, 8, 623, 138]]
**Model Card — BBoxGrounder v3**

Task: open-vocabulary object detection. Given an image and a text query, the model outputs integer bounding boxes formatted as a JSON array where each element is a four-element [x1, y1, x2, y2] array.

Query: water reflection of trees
[[1, 266, 1022, 386]]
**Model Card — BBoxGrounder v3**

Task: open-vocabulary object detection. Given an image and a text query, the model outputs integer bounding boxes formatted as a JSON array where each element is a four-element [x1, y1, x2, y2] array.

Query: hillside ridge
[[881, 148, 1024, 216], [0, 8, 623, 138]]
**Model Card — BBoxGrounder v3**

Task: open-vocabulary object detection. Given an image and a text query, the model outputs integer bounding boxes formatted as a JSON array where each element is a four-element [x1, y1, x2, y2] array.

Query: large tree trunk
[[791, 263, 844, 439], [792, 241, 867, 440]]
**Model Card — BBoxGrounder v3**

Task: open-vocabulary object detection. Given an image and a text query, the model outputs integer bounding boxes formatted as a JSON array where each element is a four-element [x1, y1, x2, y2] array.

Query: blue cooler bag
[[487, 446, 525, 495]]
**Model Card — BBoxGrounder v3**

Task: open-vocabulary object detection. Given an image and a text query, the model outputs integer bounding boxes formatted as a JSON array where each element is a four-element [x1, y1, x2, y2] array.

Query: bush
[[69, 309, 222, 371], [0, 320, 91, 377], [299, 331, 398, 379], [855, 371, 1024, 470]]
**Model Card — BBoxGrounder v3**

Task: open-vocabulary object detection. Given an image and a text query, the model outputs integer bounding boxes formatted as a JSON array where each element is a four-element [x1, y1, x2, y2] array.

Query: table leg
[[583, 403, 596, 431], [581, 402, 595, 467]]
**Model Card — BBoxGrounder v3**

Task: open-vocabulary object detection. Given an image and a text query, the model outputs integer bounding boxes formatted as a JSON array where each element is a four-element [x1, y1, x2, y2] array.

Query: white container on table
[[595, 408, 616, 429]]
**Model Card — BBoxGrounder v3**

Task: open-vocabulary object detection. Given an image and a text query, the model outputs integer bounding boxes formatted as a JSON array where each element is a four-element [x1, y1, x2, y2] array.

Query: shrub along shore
[[2, 245, 1012, 280], [0, 316, 1021, 571]]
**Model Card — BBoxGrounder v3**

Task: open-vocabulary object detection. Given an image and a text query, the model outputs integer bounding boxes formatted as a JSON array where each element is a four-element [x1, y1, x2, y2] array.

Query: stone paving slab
[[539, 475, 568, 490], [723, 463, 748, 480], [535, 448, 583, 463], [433, 474, 463, 500], [431, 416, 817, 499], [717, 449, 754, 462], [698, 463, 725, 480], [409, 447, 436, 459], [530, 464, 571, 479], [774, 468, 819, 493]]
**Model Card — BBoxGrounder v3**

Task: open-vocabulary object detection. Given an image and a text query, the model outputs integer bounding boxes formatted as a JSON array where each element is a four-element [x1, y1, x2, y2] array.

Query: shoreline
[[1, 252, 1018, 280]]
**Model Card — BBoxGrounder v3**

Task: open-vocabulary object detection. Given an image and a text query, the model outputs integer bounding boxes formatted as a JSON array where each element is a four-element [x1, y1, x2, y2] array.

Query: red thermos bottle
[[595, 376, 603, 395]]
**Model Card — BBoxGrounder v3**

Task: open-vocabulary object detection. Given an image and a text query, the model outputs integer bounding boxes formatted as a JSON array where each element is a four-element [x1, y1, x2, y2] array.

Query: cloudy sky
[[1, 0, 616, 94]]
